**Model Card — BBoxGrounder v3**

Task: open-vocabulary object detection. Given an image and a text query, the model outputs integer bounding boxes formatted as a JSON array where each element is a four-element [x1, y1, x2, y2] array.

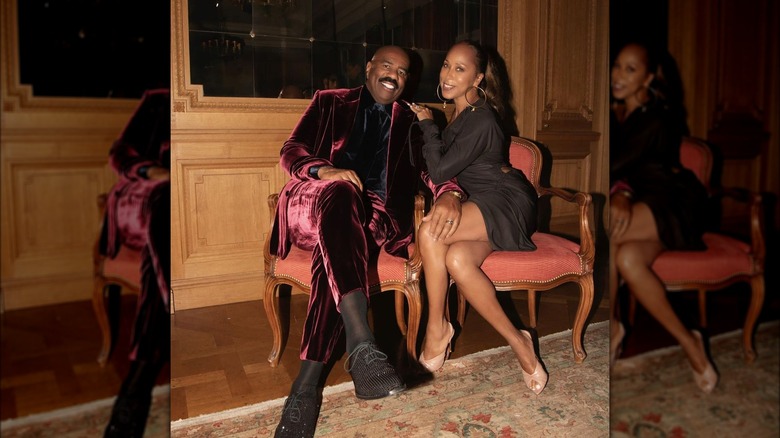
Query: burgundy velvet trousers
[[112, 180, 170, 363], [283, 179, 389, 363]]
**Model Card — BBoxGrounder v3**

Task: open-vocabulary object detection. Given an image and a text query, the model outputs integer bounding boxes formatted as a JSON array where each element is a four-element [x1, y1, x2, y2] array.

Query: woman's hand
[[407, 102, 433, 121], [609, 192, 632, 239], [423, 191, 462, 241], [317, 166, 363, 192]]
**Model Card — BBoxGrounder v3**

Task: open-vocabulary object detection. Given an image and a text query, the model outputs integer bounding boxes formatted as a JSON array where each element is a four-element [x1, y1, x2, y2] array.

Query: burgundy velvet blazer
[[271, 86, 461, 259], [101, 88, 170, 257]]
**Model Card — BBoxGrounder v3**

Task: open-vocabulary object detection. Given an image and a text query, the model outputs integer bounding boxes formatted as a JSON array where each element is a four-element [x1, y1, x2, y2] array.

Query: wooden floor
[[3, 269, 776, 424], [169, 282, 609, 420], [0, 295, 170, 421]]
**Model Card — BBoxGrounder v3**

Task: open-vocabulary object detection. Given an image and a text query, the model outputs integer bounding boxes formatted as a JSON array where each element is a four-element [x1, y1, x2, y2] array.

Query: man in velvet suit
[[272, 46, 463, 437], [100, 89, 170, 438]]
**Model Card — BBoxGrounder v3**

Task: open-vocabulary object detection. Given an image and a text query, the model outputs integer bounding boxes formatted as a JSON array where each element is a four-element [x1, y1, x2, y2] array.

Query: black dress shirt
[[336, 90, 392, 200]]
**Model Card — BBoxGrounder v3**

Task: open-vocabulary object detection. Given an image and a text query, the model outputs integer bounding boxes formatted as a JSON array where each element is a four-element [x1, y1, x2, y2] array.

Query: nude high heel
[[690, 330, 718, 394], [419, 322, 455, 372], [519, 330, 548, 395]]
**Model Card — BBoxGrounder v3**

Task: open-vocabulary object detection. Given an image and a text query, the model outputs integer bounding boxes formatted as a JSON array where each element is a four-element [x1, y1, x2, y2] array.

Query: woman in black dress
[[609, 42, 717, 393], [408, 40, 544, 394]]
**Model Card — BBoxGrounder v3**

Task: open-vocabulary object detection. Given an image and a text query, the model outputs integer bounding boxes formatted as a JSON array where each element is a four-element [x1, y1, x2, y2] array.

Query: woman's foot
[[689, 330, 718, 393], [419, 321, 455, 372], [610, 321, 626, 367], [516, 330, 547, 395]]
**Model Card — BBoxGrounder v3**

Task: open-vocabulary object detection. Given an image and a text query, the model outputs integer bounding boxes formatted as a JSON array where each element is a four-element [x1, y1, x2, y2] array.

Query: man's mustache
[[378, 77, 399, 88]]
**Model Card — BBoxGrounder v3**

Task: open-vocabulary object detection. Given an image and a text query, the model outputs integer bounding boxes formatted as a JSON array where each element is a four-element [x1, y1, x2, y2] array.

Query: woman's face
[[439, 43, 484, 101], [611, 44, 654, 102]]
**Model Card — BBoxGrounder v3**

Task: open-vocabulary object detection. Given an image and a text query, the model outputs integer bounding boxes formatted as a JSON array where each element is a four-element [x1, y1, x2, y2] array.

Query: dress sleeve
[[611, 107, 682, 183], [419, 110, 497, 184]]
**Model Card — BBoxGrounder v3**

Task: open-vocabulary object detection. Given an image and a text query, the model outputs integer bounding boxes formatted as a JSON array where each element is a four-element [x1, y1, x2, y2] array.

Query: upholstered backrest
[[509, 136, 542, 194], [679, 137, 713, 189]]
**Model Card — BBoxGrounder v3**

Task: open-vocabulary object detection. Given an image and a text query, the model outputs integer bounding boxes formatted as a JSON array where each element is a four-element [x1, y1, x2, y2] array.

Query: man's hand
[[423, 191, 462, 241], [317, 166, 363, 192]]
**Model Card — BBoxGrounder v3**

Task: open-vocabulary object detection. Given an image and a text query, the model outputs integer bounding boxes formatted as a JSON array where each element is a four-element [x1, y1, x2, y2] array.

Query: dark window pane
[[190, 31, 255, 97], [251, 0, 312, 39], [188, 0, 252, 34], [253, 37, 313, 98], [312, 41, 366, 92], [188, 0, 497, 99], [408, 48, 447, 103], [18, 0, 169, 98]]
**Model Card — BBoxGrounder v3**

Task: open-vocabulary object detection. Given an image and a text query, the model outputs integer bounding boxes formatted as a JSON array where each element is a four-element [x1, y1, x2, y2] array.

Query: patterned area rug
[[171, 321, 609, 437], [0, 385, 170, 438], [611, 321, 779, 438]]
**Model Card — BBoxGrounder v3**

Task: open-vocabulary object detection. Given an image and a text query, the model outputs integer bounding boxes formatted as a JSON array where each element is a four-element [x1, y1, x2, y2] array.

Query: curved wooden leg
[[92, 277, 111, 367], [404, 282, 422, 360], [697, 289, 708, 328], [264, 277, 283, 367], [394, 291, 408, 335], [572, 274, 594, 363], [743, 274, 765, 363], [527, 290, 537, 328]]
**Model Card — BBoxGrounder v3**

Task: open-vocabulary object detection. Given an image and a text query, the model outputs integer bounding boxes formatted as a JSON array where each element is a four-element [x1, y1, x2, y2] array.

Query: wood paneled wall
[[170, 0, 610, 310], [668, 0, 780, 229], [1, 1, 135, 310]]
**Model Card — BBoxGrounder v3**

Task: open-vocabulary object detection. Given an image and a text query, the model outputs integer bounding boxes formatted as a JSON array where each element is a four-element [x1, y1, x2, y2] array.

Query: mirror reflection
[[188, 0, 497, 101]]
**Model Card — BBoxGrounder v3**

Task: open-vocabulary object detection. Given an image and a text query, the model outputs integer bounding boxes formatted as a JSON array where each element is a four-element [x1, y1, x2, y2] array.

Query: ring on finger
[[445, 219, 454, 225]]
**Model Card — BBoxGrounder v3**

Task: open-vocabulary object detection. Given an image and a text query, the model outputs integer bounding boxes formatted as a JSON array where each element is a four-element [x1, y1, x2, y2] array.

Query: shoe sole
[[355, 383, 407, 400]]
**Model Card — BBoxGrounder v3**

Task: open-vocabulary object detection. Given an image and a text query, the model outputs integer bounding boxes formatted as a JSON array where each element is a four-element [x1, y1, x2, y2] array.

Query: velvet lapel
[[386, 101, 414, 191], [329, 88, 362, 163]]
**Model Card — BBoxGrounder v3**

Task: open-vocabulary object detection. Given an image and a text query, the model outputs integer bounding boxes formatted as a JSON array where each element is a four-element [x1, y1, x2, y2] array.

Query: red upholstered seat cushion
[[480, 233, 584, 283], [271, 243, 414, 290], [102, 245, 143, 286], [652, 233, 755, 285]]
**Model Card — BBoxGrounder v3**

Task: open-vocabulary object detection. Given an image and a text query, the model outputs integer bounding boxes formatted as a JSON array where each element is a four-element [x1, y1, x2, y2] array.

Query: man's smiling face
[[364, 46, 410, 105]]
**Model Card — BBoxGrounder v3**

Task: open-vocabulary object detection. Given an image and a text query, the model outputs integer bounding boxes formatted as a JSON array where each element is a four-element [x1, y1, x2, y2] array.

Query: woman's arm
[[419, 110, 498, 184]]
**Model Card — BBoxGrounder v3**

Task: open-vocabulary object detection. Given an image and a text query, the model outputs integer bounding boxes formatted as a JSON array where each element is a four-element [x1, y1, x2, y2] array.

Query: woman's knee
[[444, 244, 474, 274], [614, 244, 651, 278]]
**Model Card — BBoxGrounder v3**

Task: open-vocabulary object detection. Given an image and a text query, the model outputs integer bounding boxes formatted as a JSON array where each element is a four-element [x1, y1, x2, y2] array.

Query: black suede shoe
[[274, 391, 321, 438], [345, 341, 406, 400]]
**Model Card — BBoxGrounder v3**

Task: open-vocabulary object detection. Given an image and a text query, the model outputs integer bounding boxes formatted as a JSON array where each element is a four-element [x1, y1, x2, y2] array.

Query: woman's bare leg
[[446, 240, 538, 374], [418, 202, 490, 359], [615, 203, 710, 373]]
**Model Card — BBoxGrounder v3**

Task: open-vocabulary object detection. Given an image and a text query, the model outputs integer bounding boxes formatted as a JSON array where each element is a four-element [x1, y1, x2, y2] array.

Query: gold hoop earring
[[436, 84, 451, 109], [465, 86, 487, 111]]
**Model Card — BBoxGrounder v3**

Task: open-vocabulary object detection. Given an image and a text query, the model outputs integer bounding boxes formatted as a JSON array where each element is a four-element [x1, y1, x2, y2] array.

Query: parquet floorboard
[[1, 295, 170, 421]]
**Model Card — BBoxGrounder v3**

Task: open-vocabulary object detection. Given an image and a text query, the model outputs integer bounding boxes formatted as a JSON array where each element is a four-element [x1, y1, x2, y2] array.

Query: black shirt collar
[[360, 87, 393, 113]]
